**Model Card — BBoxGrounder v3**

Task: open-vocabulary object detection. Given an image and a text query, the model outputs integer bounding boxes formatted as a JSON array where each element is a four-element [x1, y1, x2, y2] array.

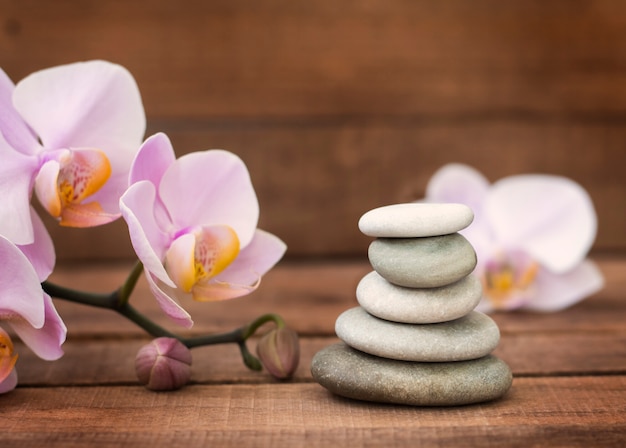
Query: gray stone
[[368, 233, 477, 288], [311, 343, 512, 406], [359, 203, 474, 238], [356, 271, 482, 324], [335, 307, 500, 362]]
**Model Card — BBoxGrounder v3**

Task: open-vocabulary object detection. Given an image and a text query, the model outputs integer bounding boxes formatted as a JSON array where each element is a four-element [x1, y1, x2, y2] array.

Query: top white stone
[[358, 203, 474, 237]]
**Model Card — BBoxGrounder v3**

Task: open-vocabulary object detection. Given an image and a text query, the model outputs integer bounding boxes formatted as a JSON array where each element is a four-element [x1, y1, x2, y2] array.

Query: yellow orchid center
[[41, 149, 112, 226], [0, 329, 18, 384], [165, 226, 241, 297], [482, 253, 539, 310]]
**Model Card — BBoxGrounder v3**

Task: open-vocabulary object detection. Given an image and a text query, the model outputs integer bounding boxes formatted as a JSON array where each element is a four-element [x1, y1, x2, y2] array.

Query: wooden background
[[3, 2, 626, 445], [1, 0, 625, 261]]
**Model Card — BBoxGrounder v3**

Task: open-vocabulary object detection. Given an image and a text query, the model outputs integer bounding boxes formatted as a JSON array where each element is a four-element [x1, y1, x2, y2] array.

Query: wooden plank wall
[[2, 0, 625, 260]]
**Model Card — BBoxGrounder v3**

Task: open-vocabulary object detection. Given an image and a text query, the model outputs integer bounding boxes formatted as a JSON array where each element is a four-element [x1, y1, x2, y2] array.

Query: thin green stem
[[41, 281, 117, 309], [42, 266, 286, 372], [183, 327, 244, 349], [117, 260, 144, 306], [115, 302, 179, 339], [240, 313, 286, 339]]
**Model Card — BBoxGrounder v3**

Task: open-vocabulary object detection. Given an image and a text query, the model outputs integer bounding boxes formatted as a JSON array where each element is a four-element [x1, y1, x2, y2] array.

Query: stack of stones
[[311, 203, 512, 406]]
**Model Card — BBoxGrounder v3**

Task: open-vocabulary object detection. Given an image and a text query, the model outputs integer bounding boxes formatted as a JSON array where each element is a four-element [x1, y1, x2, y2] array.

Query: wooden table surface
[[3, 256, 626, 447]]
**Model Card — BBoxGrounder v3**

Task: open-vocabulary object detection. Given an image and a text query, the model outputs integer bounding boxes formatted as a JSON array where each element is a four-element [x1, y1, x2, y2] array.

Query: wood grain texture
[[2, 2, 626, 445], [1, 0, 626, 258], [3, 0, 626, 118], [44, 256, 626, 336], [12, 332, 626, 387], [13, 256, 626, 382], [4, 257, 626, 446], [3, 379, 626, 447], [36, 122, 626, 260]]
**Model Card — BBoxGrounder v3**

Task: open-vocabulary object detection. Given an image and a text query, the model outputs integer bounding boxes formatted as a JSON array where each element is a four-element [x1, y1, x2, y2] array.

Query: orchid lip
[[165, 225, 241, 297], [57, 149, 111, 208], [482, 251, 539, 310], [36, 148, 113, 226], [0, 329, 18, 384]]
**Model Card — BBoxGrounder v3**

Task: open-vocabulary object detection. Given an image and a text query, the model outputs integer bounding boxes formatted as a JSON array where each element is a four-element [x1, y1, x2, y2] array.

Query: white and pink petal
[[191, 280, 259, 302], [159, 150, 259, 247], [144, 271, 194, 328], [17, 208, 55, 281], [0, 68, 40, 155], [522, 260, 604, 312], [120, 181, 174, 287], [9, 293, 66, 361], [129, 133, 176, 187], [0, 132, 40, 245], [485, 175, 597, 273], [12, 60, 145, 156], [0, 236, 46, 329]]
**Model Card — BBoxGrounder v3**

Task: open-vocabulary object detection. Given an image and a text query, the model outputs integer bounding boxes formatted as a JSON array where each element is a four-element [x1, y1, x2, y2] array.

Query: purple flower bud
[[256, 327, 300, 380], [135, 337, 192, 391]]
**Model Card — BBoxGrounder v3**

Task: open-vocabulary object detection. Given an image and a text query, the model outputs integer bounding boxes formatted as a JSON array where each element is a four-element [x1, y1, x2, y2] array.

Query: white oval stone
[[311, 343, 512, 406], [356, 271, 482, 324], [368, 233, 477, 288], [358, 203, 474, 238], [335, 307, 500, 362]]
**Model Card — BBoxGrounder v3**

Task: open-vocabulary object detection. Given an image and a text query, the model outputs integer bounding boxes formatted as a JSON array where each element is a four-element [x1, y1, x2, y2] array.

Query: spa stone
[[335, 307, 500, 362], [368, 233, 477, 288], [358, 203, 474, 238], [311, 343, 512, 406], [356, 271, 482, 324]]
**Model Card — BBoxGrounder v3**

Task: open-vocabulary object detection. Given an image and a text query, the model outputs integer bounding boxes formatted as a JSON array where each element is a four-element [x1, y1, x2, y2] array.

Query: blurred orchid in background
[[0, 226, 67, 394], [120, 133, 287, 328], [0, 60, 145, 243], [425, 163, 604, 312]]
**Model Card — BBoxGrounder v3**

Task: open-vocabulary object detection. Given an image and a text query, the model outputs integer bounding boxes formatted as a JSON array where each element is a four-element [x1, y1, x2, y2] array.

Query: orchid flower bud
[[135, 337, 192, 391], [256, 327, 300, 380]]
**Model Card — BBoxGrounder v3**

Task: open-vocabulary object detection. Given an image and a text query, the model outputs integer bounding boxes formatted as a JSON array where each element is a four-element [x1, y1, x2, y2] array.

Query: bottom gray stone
[[311, 343, 512, 406]]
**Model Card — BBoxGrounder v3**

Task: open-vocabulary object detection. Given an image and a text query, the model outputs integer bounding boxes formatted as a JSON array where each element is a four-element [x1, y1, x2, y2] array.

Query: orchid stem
[[115, 302, 179, 339], [117, 260, 144, 306], [41, 276, 284, 371], [41, 281, 116, 309]]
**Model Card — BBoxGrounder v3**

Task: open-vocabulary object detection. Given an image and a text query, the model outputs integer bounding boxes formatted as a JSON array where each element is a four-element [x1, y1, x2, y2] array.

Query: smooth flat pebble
[[311, 343, 512, 406], [368, 233, 477, 288], [335, 307, 500, 362], [356, 271, 482, 324], [358, 203, 474, 238]]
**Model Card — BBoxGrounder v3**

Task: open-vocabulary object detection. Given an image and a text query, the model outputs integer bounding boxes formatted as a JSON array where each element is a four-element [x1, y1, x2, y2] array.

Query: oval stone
[[358, 203, 474, 238], [335, 307, 500, 362], [311, 343, 512, 406], [356, 271, 482, 324], [368, 233, 477, 288]]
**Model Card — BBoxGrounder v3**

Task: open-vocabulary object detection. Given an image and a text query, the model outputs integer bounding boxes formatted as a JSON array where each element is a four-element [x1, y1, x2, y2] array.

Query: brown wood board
[[2, 1, 626, 258], [3, 257, 625, 446], [3, 379, 626, 447]]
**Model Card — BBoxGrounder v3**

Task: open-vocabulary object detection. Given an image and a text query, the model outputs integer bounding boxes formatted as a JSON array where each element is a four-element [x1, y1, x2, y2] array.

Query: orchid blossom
[[0, 60, 145, 247], [424, 163, 604, 312], [0, 215, 67, 393], [120, 133, 287, 328]]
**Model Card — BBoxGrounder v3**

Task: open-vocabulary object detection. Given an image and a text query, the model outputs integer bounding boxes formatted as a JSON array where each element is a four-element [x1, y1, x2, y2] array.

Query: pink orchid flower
[[120, 133, 287, 328], [0, 217, 66, 394], [0, 60, 145, 246], [424, 163, 604, 312]]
